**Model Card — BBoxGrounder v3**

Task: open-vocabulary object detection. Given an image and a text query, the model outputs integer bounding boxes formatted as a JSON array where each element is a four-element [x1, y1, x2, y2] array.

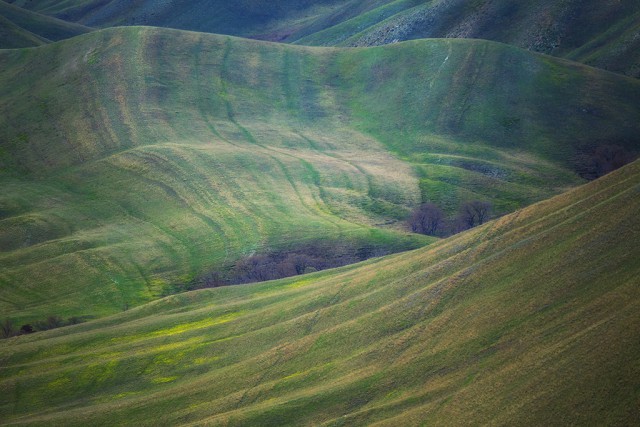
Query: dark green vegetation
[[1, 155, 638, 425], [2, 26, 640, 324], [8, 0, 640, 77], [0, 1, 91, 48]]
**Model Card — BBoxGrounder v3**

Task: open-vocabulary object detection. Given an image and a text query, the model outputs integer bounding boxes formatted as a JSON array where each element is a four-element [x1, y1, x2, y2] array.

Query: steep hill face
[[1, 156, 638, 425], [1, 27, 639, 322], [8, 0, 640, 77], [0, 1, 91, 48]]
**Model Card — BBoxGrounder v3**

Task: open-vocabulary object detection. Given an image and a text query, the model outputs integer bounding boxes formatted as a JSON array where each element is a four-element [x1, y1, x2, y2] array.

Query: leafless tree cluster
[[233, 253, 322, 283], [572, 144, 636, 180], [190, 241, 394, 290], [409, 203, 443, 235], [458, 200, 492, 229], [408, 200, 493, 237], [1, 315, 86, 339]]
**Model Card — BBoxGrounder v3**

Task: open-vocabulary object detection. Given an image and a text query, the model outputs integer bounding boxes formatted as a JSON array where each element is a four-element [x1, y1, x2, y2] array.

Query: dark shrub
[[20, 324, 34, 334]]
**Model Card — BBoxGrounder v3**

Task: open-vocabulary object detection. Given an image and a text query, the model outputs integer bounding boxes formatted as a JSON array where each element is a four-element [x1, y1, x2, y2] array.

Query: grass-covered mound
[[1, 27, 639, 322], [1, 157, 638, 426]]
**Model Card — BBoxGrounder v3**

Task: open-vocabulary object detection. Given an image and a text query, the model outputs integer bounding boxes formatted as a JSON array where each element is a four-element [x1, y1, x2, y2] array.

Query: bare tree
[[201, 271, 224, 288], [409, 203, 444, 236], [573, 144, 636, 180], [459, 200, 492, 229], [1, 318, 16, 338]]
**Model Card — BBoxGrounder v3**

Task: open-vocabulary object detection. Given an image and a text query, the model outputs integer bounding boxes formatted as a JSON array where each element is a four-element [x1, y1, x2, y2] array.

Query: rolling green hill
[[0, 1, 91, 49], [9, 0, 640, 77], [1, 155, 638, 425], [1, 26, 640, 323]]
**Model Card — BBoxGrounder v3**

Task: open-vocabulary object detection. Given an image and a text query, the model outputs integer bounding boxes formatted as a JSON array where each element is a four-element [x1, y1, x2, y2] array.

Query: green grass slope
[[1, 27, 639, 323], [0, 1, 91, 49], [1, 156, 638, 426], [10, 0, 640, 77]]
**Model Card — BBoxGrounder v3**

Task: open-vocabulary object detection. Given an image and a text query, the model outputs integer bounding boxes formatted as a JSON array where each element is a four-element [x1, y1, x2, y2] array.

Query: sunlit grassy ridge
[[1, 26, 639, 322], [0, 1, 91, 49], [1, 158, 638, 426]]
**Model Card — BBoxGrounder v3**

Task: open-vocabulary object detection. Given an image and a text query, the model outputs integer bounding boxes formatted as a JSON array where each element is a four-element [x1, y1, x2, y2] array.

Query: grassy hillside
[[0, 14, 48, 48], [1, 156, 638, 426], [5, 0, 359, 40], [1, 27, 639, 323], [10, 0, 640, 77], [0, 1, 91, 48], [297, 0, 640, 78]]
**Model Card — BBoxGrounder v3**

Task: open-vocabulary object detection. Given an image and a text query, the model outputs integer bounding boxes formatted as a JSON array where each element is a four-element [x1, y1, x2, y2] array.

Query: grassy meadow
[[1, 156, 638, 426], [1, 26, 639, 323]]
